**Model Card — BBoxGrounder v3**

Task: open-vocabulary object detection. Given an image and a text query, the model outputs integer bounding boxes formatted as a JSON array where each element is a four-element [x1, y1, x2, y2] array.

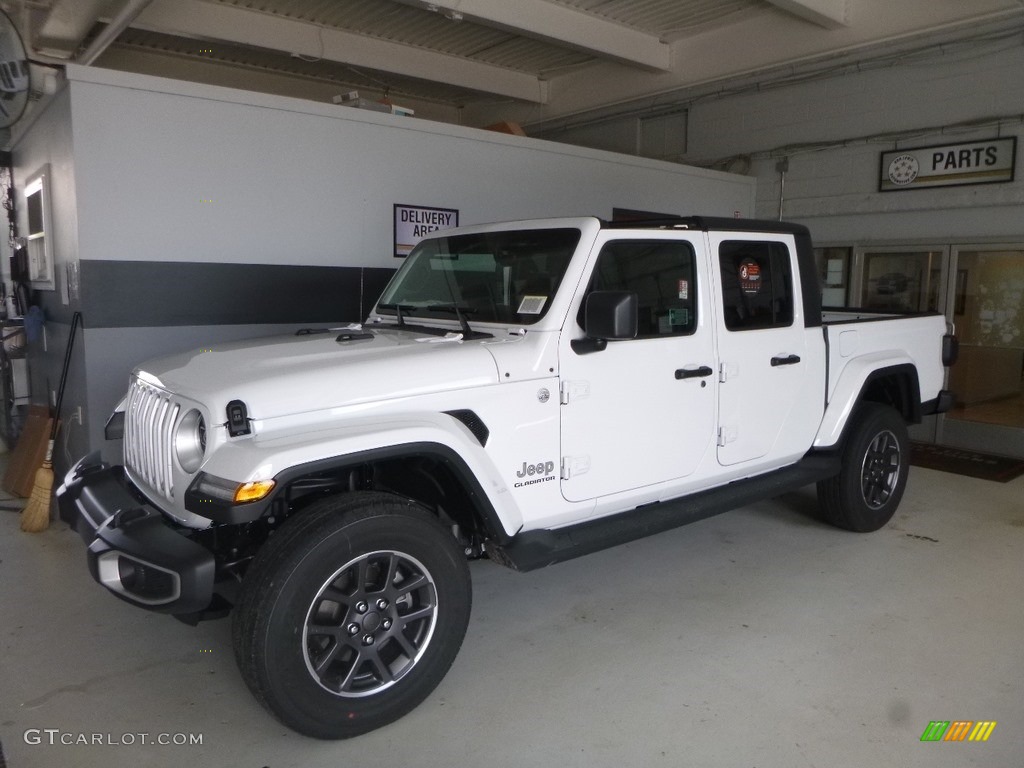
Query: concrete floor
[[1, 465, 1021, 768]]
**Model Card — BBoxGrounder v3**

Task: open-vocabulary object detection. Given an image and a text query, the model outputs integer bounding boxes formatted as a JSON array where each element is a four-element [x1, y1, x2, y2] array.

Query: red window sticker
[[739, 259, 762, 294], [678, 279, 689, 300]]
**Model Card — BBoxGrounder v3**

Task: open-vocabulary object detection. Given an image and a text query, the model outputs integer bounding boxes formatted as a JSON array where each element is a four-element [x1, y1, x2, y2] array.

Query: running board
[[488, 453, 841, 572]]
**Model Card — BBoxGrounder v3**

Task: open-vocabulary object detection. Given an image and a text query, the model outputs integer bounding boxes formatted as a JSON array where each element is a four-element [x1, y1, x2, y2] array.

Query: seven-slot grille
[[124, 377, 181, 501]]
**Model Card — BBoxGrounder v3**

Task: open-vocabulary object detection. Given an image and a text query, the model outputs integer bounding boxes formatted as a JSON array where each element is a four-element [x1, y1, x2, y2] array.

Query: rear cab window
[[718, 240, 794, 331]]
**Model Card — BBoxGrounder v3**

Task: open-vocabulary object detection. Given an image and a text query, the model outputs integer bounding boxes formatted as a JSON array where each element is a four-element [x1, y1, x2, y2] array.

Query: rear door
[[709, 233, 824, 466], [558, 233, 717, 502]]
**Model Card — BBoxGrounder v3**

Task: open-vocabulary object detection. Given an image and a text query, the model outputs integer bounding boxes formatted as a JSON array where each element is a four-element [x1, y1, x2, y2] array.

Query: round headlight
[[175, 409, 206, 473]]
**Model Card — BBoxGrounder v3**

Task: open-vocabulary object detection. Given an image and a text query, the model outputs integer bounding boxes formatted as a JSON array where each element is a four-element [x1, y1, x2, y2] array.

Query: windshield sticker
[[739, 259, 762, 294], [669, 308, 689, 327], [678, 279, 689, 300], [517, 296, 547, 315]]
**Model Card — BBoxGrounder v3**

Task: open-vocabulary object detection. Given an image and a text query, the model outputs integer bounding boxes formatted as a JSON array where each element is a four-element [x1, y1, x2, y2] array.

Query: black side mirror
[[572, 291, 638, 354]]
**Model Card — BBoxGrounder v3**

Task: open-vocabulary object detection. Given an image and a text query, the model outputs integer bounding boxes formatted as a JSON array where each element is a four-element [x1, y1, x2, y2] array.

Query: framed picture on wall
[[24, 164, 55, 291]]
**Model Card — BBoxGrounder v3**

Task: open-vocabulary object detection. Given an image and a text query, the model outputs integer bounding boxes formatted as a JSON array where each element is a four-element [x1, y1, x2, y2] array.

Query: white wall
[[535, 33, 1024, 246], [685, 35, 1024, 244], [68, 65, 754, 268]]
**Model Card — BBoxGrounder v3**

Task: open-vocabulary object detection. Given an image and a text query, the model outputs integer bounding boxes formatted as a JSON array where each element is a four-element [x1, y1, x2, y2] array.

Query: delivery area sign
[[394, 203, 459, 257], [880, 137, 1016, 191]]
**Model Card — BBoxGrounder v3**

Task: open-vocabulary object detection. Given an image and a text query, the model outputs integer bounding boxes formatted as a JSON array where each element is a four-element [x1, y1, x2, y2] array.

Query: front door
[[559, 234, 717, 502]]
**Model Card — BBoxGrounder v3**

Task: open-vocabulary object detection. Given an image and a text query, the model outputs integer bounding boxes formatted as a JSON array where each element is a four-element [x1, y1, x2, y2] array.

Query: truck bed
[[822, 307, 942, 325], [814, 309, 951, 448]]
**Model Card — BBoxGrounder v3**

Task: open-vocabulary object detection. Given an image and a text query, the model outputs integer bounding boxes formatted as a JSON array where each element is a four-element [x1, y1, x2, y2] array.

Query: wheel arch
[[814, 360, 922, 449], [858, 364, 922, 423], [268, 442, 514, 546]]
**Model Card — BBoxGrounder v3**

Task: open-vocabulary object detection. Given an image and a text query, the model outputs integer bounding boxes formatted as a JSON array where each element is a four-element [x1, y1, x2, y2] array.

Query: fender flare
[[186, 417, 520, 539], [814, 358, 921, 449], [274, 442, 513, 542]]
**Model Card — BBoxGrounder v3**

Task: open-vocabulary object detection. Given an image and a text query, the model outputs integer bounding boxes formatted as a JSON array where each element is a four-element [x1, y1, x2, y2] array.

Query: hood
[[134, 327, 501, 421]]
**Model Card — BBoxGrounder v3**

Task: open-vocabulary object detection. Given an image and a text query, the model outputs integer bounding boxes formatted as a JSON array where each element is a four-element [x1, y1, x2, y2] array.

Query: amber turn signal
[[233, 479, 276, 504]]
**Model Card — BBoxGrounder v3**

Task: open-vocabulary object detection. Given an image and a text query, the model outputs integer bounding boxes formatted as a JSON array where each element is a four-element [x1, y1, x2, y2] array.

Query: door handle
[[675, 365, 714, 379], [770, 354, 801, 367]]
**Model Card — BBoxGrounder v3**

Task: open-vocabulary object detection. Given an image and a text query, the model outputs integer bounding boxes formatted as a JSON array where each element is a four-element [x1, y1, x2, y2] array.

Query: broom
[[21, 311, 82, 533]]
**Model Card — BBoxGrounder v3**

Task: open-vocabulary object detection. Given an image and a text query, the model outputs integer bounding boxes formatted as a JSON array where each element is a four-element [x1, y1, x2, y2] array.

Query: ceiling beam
[[32, 0, 109, 58], [132, 0, 549, 103], [465, 0, 1020, 131], [394, 0, 671, 71], [766, 0, 850, 29], [79, 0, 158, 65]]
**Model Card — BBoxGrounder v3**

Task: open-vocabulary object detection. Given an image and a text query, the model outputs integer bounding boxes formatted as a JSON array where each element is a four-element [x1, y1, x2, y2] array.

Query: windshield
[[377, 228, 581, 325]]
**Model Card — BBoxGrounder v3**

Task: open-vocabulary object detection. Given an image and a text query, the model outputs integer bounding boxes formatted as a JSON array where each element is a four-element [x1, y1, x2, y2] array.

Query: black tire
[[232, 491, 471, 739], [816, 403, 909, 532]]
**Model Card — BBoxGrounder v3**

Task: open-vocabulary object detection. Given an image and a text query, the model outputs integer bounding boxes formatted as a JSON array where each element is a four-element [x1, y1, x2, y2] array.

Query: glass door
[[942, 246, 1024, 458]]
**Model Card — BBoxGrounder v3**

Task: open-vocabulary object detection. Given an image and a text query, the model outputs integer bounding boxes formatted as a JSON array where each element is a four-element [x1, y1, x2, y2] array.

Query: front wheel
[[232, 492, 471, 739], [816, 403, 909, 532]]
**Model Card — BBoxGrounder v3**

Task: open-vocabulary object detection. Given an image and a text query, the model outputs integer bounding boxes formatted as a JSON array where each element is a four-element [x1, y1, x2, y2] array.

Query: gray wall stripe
[[74, 261, 395, 328]]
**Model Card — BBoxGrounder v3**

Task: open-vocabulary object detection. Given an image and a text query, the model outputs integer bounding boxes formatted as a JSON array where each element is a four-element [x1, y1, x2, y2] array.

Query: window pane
[[719, 241, 794, 330], [859, 251, 942, 312], [26, 189, 44, 236], [814, 246, 851, 307], [580, 240, 697, 337]]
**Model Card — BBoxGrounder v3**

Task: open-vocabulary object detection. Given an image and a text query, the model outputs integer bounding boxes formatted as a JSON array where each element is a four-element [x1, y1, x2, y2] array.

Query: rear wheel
[[232, 492, 471, 739], [817, 403, 909, 532]]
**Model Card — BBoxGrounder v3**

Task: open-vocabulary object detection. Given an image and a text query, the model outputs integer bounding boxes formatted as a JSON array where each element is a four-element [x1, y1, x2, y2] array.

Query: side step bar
[[489, 453, 841, 572]]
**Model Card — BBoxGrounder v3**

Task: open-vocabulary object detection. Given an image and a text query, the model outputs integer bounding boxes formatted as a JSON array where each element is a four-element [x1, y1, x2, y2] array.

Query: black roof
[[602, 216, 810, 237]]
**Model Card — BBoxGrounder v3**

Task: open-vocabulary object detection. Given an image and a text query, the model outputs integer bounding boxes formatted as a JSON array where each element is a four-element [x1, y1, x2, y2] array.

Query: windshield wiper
[[437, 265, 478, 338], [430, 304, 476, 337], [376, 303, 416, 327]]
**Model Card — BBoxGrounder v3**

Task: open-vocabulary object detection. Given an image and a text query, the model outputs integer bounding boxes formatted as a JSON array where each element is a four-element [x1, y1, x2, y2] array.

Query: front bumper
[[56, 452, 216, 615]]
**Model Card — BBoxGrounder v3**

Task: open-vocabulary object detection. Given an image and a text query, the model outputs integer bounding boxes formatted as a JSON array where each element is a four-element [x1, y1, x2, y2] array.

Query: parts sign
[[880, 138, 1016, 191]]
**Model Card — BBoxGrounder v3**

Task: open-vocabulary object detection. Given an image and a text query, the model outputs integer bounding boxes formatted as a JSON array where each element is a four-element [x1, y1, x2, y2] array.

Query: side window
[[718, 240, 794, 331], [578, 240, 698, 337]]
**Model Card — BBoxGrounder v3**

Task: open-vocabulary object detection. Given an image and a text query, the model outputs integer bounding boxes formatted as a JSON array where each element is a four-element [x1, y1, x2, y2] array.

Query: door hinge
[[561, 455, 591, 479], [718, 425, 737, 446], [559, 380, 591, 404], [719, 362, 738, 383]]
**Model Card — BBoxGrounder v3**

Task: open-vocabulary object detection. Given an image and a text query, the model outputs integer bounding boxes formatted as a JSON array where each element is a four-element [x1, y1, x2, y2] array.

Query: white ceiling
[[8, 0, 1024, 130]]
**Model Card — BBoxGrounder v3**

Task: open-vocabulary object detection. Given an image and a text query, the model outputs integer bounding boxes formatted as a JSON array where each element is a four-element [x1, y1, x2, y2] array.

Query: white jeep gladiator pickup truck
[[57, 216, 957, 739]]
